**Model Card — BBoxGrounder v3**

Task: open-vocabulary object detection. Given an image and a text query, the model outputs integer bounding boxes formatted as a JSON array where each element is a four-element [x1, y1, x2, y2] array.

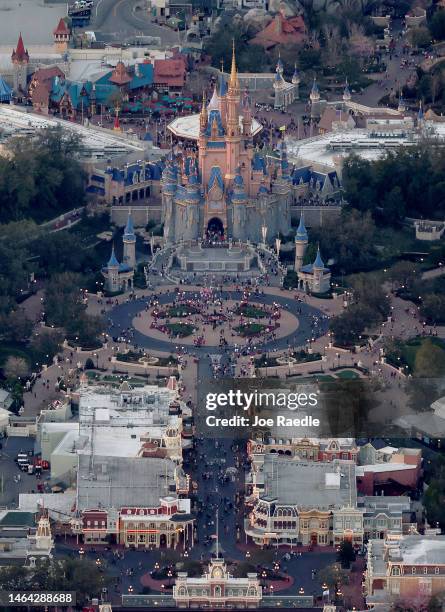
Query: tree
[[337, 539, 355, 568], [317, 562, 349, 592], [423, 456, 445, 531], [44, 272, 86, 328], [409, 26, 432, 49], [388, 261, 419, 290], [414, 339, 445, 378], [420, 294, 445, 325], [3, 356, 30, 380], [30, 329, 63, 366], [0, 310, 33, 343], [0, 127, 86, 224], [430, 10, 445, 41]]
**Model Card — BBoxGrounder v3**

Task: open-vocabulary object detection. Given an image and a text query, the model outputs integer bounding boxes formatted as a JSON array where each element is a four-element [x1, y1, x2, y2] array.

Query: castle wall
[[111, 205, 162, 227], [291, 205, 341, 227]]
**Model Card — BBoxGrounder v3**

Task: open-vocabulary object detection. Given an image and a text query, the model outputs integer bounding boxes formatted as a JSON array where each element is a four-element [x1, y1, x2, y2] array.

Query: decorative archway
[[206, 217, 224, 239]]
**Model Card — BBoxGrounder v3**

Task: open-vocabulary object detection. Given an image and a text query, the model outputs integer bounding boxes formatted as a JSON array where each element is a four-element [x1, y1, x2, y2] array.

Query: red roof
[[251, 13, 307, 49], [54, 18, 70, 36], [31, 66, 65, 87], [154, 58, 186, 87], [109, 61, 132, 86], [11, 33, 29, 63]]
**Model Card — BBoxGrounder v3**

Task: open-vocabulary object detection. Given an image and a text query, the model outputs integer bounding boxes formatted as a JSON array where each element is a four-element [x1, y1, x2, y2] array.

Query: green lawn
[[235, 304, 268, 319], [402, 337, 445, 372], [165, 322, 195, 337], [235, 323, 267, 337], [336, 369, 360, 380]]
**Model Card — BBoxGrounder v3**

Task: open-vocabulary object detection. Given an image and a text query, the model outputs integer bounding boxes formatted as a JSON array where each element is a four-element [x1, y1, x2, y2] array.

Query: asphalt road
[[91, 0, 181, 45]]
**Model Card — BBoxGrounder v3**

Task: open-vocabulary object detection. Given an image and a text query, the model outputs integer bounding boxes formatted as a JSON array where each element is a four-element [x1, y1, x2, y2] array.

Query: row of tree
[[329, 273, 390, 345], [0, 127, 86, 224], [342, 146, 445, 225]]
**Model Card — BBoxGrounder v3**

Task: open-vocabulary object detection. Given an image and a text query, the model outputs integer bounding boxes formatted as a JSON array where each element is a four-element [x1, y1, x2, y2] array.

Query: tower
[[11, 33, 29, 94], [398, 93, 406, 113], [34, 514, 53, 553], [273, 56, 285, 110], [291, 63, 300, 99], [225, 40, 241, 182], [105, 245, 120, 293], [343, 78, 351, 103], [417, 100, 424, 127], [312, 246, 329, 293], [309, 77, 321, 121], [294, 212, 308, 272], [123, 211, 136, 269], [241, 87, 252, 138], [53, 18, 70, 53]]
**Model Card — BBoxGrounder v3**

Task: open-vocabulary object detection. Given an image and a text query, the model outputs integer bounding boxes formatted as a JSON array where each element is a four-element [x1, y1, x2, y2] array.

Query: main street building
[[245, 456, 363, 548]]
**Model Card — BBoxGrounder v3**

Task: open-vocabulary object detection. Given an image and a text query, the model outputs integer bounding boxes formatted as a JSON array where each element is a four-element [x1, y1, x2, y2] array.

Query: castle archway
[[206, 217, 224, 239]]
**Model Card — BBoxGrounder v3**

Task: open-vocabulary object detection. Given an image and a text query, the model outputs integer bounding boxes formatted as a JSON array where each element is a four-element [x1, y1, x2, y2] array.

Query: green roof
[[0, 511, 36, 528]]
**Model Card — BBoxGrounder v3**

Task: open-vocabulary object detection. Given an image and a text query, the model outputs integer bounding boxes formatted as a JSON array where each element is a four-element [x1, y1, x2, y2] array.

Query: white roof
[[168, 113, 262, 140], [356, 463, 416, 475], [0, 106, 146, 158], [19, 492, 76, 518]]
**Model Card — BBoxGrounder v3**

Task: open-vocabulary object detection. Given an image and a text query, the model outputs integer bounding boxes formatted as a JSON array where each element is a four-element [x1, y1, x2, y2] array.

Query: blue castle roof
[[107, 245, 119, 268], [124, 212, 135, 239], [313, 247, 325, 269], [219, 71, 227, 96], [295, 213, 308, 242]]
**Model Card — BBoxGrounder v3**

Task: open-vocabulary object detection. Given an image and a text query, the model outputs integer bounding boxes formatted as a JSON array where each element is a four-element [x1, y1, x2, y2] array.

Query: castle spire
[[199, 90, 208, 132], [229, 39, 238, 90]]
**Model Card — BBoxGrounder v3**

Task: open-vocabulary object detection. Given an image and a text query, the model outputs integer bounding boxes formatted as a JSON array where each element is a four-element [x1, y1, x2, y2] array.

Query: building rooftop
[[168, 113, 262, 141], [76, 454, 176, 511], [260, 457, 357, 509], [0, 105, 147, 159]]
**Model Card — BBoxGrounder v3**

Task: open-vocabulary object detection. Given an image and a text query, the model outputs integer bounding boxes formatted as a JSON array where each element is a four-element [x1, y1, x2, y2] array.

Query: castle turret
[[294, 212, 308, 272], [417, 100, 424, 127], [11, 33, 29, 95], [398, 93, 406, 113], [123, 211, 136, 269], [53, 18, 70, 53], [291, 63, 300, 99], [104, 245, 120, 293], [310, 77, 321, 120]]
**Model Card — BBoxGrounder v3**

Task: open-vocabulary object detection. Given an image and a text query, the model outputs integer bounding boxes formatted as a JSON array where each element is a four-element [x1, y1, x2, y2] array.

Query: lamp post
[[261, 225, 267, 246]]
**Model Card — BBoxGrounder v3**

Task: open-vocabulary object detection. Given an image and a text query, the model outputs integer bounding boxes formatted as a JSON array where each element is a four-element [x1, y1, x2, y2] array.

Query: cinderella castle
[[162, 44, 292, 246]]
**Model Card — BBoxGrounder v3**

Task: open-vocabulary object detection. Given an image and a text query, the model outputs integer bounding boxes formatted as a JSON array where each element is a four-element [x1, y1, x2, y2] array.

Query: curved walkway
[[107, 289, 329, 355]]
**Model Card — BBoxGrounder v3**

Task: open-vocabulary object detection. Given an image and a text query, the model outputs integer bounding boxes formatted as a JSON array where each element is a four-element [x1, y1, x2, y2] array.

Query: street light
[[299, 587, 305, 595], [128, 585, 134, 594]]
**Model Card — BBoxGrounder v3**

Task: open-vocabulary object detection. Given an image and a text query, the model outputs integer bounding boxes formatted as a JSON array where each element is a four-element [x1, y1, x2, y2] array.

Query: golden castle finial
[[229, 39, 238, 89], [200, 89, 207, 129]]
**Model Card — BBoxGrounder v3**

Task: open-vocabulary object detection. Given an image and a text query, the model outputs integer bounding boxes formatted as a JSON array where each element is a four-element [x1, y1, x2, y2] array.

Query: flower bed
[[254, 350, 322, 367], [234, 304, 268, 319], [165, 322, 195, 338], [235, 323, 268, 337]]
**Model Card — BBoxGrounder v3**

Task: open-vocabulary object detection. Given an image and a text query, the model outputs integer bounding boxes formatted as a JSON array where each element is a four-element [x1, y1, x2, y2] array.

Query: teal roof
[[0, 75, 12, 101], [0, 511, 35, 528], [129, 63, 153, 90]]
